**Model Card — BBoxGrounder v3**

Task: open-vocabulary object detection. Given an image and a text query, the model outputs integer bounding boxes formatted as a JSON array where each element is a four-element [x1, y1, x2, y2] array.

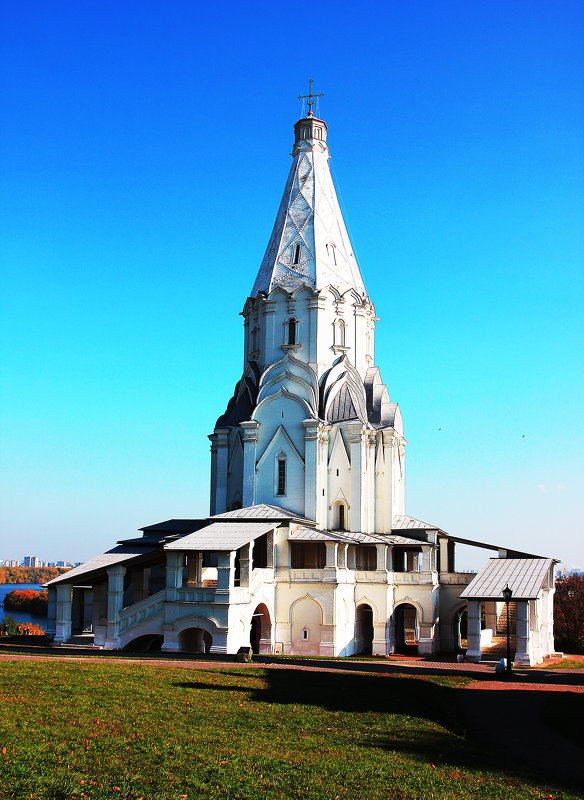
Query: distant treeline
[[3, 589, 48, 616], [0, 566, 70, 584]]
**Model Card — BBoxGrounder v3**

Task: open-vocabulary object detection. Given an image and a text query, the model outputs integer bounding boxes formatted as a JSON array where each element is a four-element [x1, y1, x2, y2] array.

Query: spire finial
[[298, 79, 324, 117]]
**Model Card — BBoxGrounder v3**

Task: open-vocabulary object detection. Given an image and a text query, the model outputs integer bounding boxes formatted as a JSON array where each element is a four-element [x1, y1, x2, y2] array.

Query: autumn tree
[[554, 572, 584, 654]]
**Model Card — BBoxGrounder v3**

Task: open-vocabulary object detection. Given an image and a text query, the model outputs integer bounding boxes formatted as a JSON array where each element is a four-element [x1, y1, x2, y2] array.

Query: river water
[[0, 583, 46, 630]]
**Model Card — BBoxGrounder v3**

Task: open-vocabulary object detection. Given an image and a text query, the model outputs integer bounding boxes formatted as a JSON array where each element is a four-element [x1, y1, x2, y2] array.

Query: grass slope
[[0, 661, 578, 800]]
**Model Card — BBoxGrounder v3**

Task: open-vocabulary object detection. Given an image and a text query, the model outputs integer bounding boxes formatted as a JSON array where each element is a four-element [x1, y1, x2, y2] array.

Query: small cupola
[[293, 116, 328, 153]]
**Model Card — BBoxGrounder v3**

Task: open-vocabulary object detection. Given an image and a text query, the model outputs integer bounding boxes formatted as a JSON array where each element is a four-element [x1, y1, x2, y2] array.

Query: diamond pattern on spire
[[250, 123, 367, 297]]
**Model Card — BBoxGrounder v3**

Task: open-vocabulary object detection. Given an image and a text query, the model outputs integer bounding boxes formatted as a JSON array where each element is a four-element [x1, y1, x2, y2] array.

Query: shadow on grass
[[175, 669, 582, 794]]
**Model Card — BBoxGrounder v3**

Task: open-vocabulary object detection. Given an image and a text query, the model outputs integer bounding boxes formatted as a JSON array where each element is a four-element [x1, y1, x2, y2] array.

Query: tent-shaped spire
[[251, 114, 367, 297]]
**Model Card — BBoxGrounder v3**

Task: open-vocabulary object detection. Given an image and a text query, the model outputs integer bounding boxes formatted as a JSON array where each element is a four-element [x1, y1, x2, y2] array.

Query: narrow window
[[339, 504, 345, 531], [288, 318, 296, 345], [277, 458, 286, 496], [293, 244, 301, 264], [302, 628, 309, 640], [251, 327, 259, 352]]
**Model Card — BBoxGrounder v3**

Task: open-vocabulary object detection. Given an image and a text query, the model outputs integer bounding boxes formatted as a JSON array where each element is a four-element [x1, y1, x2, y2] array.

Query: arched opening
[[123, 634, 163, 652], [338, 503, 346, 531], [394, 603, 419, 654], [250, 603, 272, 654], [179, 627, 212, 654], [454, 607, 468, 652], [292, 244, 301, 265], [287, 318, 297, 345], [355, 604, 374, 655]]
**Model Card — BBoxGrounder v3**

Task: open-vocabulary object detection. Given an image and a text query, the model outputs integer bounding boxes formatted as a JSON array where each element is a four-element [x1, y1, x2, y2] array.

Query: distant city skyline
[[1, 2, 582, 571]]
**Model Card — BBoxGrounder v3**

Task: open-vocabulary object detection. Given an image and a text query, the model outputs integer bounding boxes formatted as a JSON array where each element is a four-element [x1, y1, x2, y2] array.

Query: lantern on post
[[502, 584, 513, 676]]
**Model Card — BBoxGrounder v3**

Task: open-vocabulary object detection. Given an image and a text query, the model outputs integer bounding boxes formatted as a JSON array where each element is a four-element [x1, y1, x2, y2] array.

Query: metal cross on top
[[298, 79, 324, 117]]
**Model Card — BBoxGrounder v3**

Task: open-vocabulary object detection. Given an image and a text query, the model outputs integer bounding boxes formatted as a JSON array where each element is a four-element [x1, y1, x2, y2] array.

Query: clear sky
[[1, 1, 582, 571]]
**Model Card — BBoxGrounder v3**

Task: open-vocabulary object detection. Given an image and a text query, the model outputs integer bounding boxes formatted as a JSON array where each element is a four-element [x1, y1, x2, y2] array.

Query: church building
[[47, 94, 557, 666]]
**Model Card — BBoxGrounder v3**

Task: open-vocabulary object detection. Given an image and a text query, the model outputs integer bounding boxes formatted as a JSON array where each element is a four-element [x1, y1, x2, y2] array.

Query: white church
[[47, 94, 557, 666]]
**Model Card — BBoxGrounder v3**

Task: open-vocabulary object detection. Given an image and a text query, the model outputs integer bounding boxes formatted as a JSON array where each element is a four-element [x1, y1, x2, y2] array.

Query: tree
[[554, 572, 584, 654]]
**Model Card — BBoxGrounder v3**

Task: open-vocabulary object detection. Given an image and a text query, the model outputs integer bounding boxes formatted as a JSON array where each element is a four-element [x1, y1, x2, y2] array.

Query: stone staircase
[[497, 601, 517, 635], [482, 603, 517, 661]]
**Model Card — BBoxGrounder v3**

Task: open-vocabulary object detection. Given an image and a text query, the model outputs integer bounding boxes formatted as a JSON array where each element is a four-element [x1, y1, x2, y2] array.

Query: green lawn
[[0, 660, 578, 800]]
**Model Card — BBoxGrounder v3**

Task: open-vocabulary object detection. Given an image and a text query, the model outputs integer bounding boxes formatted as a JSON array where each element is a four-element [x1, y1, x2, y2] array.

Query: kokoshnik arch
[[47, 91, 557, 666]]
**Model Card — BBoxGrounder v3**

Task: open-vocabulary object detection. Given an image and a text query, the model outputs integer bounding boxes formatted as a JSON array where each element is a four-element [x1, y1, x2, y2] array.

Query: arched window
[[292, 244, 301, 265], [276, 457, 286, 496], [251, 326, 259, 352], [338, 503, 346, 531], [334, 318, 346, 347], [287, 318, 297, 345]]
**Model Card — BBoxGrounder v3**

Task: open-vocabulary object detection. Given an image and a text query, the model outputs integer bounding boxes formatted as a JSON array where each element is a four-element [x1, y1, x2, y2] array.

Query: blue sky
[[1, 1, 582, 570]]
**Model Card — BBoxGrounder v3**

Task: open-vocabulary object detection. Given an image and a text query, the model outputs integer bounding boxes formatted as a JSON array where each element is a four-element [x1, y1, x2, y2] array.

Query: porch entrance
[[355, 604, 374, 655], [394, 603, 418, 654], [250, 604, 272, 654]]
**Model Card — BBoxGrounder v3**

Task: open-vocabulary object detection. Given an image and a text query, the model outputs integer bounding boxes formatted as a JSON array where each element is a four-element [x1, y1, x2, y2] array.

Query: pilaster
[[213, 428, 231, 514], [240, 420, 259, 507], [347, 423, 366, 532], [366, 432, 376, 533], [381, 431, 395, 532], [303, 419, 319, 521]]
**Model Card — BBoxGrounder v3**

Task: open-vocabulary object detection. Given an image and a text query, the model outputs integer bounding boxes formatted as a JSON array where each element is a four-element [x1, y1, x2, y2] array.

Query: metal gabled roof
[[46, 547, 153, 586], [138, 519, 208, 533], [164, 521, 278, 552], [392, 514, 441, 531], [288, 527, 432, 547], [460, 558, 554, 600], [209, 504, 314, 524]]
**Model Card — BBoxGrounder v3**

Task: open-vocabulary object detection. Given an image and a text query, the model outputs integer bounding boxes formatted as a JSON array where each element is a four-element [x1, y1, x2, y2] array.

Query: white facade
[[46, 107, 556, 666]]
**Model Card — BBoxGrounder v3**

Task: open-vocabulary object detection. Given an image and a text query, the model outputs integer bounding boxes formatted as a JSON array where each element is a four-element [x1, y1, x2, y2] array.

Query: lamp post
[[502, 585, 513, 676]]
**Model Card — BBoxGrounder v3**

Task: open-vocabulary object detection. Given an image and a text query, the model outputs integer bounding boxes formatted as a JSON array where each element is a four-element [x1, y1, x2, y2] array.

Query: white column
[[323, 542, 338, 583], [514, 600, 533, 665], [421, 546, 433, 573], [54, 584, 72, 644], [375, 544, 388, 578], [165, 552, 183, 601], [466, 600, 482, 662], [372, 622, 387, 656], [104, 566, 126, 649], [241, 421, 259, 507], [239, 541, 253, 588], [92, 583, 107, 647], [216, 551, 235, 595], [46, 586, 57, 640]]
